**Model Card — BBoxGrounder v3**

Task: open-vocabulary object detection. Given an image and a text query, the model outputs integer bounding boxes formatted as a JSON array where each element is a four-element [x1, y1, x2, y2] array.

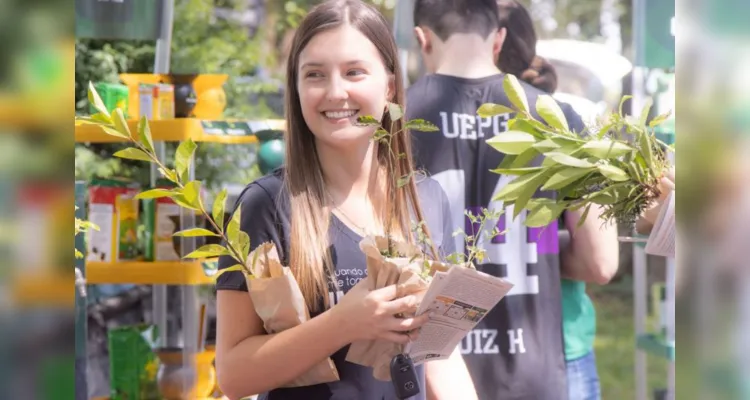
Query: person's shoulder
[[235, 168, 285, 209], [414, 172, 448, 203]]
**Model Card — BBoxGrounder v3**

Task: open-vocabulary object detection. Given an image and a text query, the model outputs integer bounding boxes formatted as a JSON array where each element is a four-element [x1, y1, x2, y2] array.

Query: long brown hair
[[284, 0, 437, 312], [496, 0, 558, 93]]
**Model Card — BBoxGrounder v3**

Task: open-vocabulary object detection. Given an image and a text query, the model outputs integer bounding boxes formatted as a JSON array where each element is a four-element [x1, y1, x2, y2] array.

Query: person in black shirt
[[214, 1, 475, 399], [406, 0, 618, 398]]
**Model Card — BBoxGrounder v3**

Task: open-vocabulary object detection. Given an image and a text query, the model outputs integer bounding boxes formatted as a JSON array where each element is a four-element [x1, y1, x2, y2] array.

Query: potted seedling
[[477, 75, 674, 235]]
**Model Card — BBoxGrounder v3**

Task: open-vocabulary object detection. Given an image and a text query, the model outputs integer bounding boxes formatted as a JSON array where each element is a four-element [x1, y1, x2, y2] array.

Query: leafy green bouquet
[[478, 75, 673, 228]]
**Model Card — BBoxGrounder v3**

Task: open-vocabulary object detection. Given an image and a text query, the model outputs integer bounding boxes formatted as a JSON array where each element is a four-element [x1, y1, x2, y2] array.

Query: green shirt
[[561, 279, 597, 361]]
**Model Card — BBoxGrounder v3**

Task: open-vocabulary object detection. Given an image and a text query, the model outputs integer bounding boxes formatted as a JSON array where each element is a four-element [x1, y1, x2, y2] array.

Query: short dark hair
[[413, 0, 500, 41]]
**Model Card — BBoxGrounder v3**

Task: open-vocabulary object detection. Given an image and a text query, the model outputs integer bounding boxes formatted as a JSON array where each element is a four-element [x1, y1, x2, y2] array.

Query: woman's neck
[[316, 139, 380, 203]]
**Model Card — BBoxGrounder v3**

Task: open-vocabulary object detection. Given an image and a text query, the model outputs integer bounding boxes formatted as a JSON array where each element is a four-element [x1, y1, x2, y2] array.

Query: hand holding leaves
[[481, 75, 673, 228]]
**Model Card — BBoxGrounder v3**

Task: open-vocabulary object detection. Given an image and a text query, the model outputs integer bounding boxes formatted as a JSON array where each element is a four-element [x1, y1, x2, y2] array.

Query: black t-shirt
[[216, 168, 456, 400], [407, 73, 585, 400]]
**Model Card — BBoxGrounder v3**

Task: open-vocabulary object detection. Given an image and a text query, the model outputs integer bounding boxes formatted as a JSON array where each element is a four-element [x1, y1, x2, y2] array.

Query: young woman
[[214, 1, 475, 399]]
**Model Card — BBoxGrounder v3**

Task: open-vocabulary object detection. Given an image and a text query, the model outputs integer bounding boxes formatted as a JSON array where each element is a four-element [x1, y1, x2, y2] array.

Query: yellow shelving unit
[[10, 272, 74, 307], [75, 118, 285, 144], [86, 259, 218, 285]]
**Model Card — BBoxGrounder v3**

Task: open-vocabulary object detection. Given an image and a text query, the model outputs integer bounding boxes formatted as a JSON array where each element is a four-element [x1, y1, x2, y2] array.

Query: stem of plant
[[129, 137, 247, 269]]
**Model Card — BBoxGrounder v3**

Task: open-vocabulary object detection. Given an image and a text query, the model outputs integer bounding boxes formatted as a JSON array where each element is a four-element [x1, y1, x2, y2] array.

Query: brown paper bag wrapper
[[245, 242, 340, 387], [345, 235, 430, 381]]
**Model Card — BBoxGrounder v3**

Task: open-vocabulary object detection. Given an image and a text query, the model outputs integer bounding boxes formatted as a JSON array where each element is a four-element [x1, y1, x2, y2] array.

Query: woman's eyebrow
[[300, 60, 368, 69]]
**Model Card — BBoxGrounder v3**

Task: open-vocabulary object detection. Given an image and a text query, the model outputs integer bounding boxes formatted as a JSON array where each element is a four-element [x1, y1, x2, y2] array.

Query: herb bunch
[[478, 75, 673, 227]]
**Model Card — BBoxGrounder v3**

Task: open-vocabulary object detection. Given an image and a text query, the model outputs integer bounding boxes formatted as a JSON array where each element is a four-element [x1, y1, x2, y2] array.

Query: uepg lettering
[[438, 112, 510, 140]]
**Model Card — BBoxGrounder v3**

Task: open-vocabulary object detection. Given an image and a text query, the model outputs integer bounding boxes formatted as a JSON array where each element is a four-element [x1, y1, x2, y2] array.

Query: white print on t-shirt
[[431, 170, 539, 297], [328, 268, 366, 306], [438, 112, 510, 140], [459, 328, 527, 355], [459, 329, 500, 354]]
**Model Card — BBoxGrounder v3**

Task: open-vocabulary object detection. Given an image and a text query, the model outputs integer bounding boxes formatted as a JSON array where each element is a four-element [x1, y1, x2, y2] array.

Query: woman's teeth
[[324, 110, 357, 119]]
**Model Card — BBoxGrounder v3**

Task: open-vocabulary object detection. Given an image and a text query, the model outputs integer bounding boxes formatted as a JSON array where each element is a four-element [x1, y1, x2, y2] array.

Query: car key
[[391, 353, 420, 399]]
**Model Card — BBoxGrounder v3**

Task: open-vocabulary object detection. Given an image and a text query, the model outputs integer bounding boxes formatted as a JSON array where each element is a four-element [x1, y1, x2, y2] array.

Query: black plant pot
[[167, 74, 199, 118]]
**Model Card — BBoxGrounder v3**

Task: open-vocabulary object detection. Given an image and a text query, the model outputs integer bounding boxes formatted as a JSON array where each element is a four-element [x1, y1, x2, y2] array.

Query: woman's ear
[[386, 74, 395, 101]]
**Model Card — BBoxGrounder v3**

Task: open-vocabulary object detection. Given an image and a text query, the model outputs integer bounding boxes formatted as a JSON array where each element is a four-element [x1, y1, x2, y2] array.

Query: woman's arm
[[424, 346, 477, 400], [216, 281, 428, 399], [215, 291, 349, 399], [561, 205, 619, 285]]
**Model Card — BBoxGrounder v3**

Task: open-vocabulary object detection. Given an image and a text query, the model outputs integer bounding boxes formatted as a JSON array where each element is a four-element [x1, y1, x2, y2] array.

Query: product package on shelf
[[89, 82, 129, 117], [87, 178, 140, 262], [138, 83, 174, 120], [142, 184, 181, 262]]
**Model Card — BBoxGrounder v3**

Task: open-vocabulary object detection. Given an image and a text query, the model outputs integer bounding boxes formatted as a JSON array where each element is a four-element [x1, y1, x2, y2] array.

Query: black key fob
[[390, 353, 420, 399]]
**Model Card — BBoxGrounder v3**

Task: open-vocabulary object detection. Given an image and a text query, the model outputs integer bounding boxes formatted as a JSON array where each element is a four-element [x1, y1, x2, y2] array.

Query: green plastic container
[[89, 82, 129, 117], [108, 325, 160, 400]]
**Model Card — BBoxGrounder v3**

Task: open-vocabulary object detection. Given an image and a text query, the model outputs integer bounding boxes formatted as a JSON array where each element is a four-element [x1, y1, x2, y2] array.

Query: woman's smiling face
[[297, 24, 393, 148]]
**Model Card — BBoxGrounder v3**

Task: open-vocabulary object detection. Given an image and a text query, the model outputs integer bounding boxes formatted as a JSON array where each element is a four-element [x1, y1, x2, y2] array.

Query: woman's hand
[[637, 167, 675, 233], [331, 279, 430, 345]]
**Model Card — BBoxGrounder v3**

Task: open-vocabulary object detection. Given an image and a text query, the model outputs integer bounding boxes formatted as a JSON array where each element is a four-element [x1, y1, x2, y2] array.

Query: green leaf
[[597, 164, 630, 182], [490, 166, 544, 176], [76, 113, 113, 126], [135, 188, 174, 200], [618, 95, 632, 117], [639, 98, 653, 127], [477, 103, 515, 118], [114, 148, 152, 162], [398, 172, 414, 188], [510, 147, 540, 168], [212, 264, 247, 280], [524, 200, 566, 227], [175, 138, 197, 183], [582, 140, 633, 159], [493, 170, 545, 203], [388, 103, 403, 121], [226, 206, 242, 255], [535, 95, 568, 131], [181, 181, 202, 209], [356, 115, 380, 126], [513, 171, 554, 218], [486, 131, 537, 155], [159, 167, 179, 183], [577, 204, 592, 228], [542, 168, 594, 190], [173, 228, 219, 237], [373, 128, 388, 141], [88, 82, 110, 117], [239, 231, 251, 264], [649, 110, 672, 128], [544, 152, 594, 168], [172, 195, 200, 211], [184, 244, 231, 259], [113, 108, 132, 139], [404, 119, 439, 131], [638, 131, 655, 174], [497, 154, 517, 169], [597, 121, 614, 139], [212, 189, 227, 231], [503, 74, 529, 114], [532, 139, 561, 153], [138, 116, 154, 153], [99, 125, 130, 139]]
